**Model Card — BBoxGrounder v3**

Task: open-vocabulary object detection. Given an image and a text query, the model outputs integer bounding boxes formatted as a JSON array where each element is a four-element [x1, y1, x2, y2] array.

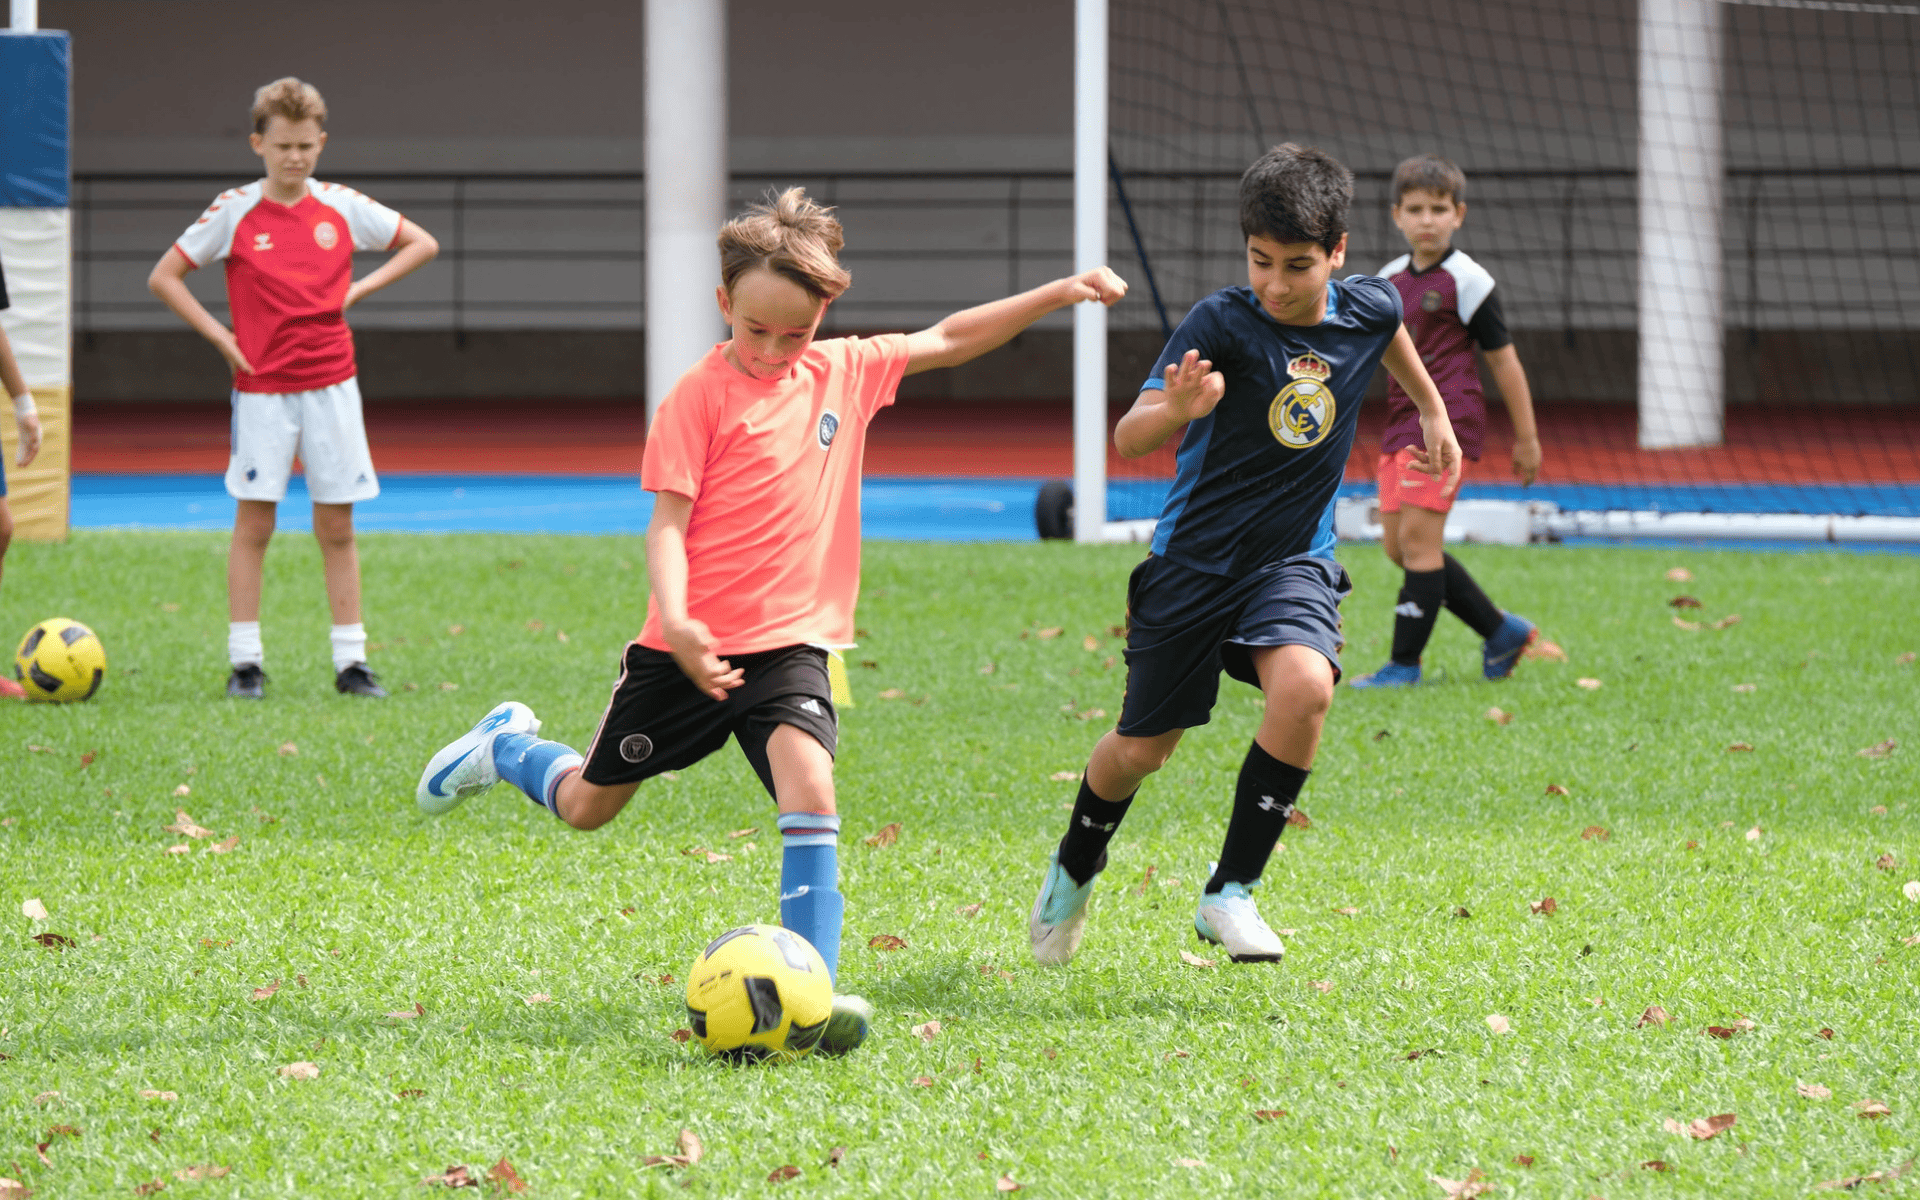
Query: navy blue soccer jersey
[[1143, 277, 1403, 576]]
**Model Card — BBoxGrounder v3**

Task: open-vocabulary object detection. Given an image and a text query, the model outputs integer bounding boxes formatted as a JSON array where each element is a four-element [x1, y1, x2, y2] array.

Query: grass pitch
[[2, 531, 1917, 1198]]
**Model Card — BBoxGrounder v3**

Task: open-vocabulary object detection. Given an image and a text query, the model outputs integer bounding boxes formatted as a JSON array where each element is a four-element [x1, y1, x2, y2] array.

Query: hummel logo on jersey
[[1395, 601, 1426, 618], [798, 698, 823, 716], [253, 233, 274, 252], [1256, 794, 1287, 813], [1078, 815, 1118, 831]]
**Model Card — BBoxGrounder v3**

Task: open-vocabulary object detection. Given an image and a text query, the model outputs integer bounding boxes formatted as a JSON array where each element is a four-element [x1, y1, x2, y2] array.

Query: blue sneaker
[[1348, 660, 1422, 689], [1195, 880, 1285, 962], [416, 701, 540, 815], [1482, 613, 1539, 680], [1028, 851, 1101, 966]]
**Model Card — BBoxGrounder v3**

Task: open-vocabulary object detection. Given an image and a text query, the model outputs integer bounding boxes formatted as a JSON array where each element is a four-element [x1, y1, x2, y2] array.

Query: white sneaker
[[416, 701, 540, 815], [1194, 881, 1285, 962], [1029, 851, 1101, 966]]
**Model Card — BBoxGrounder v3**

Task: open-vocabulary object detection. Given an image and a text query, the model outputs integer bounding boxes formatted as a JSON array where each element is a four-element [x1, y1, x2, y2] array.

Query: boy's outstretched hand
[[1162, 349, 1226, 424], [662, 616, 745, 702], [1408, 410, 1463, 492], [1066, 266, 1129, 307]]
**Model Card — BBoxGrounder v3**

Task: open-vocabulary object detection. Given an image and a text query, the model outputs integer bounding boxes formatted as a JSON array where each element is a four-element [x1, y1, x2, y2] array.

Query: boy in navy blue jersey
[[1029, 144, 1461, 965], [1349, 154, 1543, 688]]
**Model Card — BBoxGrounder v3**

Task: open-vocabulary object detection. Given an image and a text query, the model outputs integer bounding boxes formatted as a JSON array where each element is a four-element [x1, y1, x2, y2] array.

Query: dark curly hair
[[1238, 143, 1353, 254]]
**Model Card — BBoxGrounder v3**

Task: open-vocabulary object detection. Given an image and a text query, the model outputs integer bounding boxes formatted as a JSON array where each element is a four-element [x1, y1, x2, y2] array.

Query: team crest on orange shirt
[[817, 409, 840, 450], [1269, 351, 1335, 450], [312, 221, 339, 250]]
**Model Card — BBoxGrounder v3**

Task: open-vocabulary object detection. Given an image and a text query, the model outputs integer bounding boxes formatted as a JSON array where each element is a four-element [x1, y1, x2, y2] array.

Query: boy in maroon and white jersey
[[1350, 154, 1544, 688], [149, 77, 438, 699]]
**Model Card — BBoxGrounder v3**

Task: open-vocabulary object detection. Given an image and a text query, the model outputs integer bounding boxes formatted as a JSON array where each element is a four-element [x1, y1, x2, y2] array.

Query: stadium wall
[[42, 0, 1919, 407]]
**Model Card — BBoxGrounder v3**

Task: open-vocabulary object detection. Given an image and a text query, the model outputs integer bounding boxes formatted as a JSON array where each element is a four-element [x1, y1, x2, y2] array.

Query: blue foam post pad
[[0, 31, 70, 208]]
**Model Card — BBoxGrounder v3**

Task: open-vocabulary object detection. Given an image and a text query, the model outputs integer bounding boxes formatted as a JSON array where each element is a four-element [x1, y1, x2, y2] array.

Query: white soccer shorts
[[226, 376, 380, 505]]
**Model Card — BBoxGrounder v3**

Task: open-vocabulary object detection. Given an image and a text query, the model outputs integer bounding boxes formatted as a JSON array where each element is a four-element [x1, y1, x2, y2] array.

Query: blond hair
[[717, 187, 852, 301], [251, 77, 327, 135]]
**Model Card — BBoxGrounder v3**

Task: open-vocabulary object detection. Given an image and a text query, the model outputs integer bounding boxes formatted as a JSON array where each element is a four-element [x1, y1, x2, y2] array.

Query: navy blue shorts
[[1116, 553, 1351, 738]]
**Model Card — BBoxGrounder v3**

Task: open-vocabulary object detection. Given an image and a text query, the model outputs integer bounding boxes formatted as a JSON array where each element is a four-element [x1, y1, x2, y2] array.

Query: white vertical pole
[[1637, 0, 1724, 448], [645, 0, 727, 427], [9, 0, 36, 30], [1072, 0, 1108, 541]]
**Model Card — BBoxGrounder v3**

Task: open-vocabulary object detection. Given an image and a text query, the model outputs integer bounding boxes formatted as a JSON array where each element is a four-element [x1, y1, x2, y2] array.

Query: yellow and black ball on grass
[[14, 617, 107, 703], [685, 924, 832, 1060]]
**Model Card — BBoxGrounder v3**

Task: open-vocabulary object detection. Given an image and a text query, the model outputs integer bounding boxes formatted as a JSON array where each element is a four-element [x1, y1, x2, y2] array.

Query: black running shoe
[[335, 662, 388, 698], [227, 663, 267, 699]]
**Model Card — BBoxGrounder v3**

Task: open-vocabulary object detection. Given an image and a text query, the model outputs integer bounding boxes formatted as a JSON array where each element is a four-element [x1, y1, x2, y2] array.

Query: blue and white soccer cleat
[[1348, 660, 1422, 688], [416, 701, 541, 815], [1481, 613, 1539, 680], [1195, 880, 1285, 963], [1029, 850, 1101, 966]]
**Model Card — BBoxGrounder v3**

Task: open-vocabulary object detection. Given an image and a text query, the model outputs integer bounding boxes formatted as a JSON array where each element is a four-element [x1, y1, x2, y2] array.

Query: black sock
[[1389, 567, 1445, 666], [1057, 777, 1134, 885], [1206, 741, 1309, 894], [1442, 554, 1506, 639]]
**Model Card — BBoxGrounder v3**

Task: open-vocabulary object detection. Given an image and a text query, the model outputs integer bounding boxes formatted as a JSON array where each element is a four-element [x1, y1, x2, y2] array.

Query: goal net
[[1098, 0, 1920, 546]]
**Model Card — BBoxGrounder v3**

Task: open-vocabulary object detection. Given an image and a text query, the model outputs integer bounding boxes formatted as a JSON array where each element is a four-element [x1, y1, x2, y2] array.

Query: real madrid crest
[[1268, 351, 1335, 450]]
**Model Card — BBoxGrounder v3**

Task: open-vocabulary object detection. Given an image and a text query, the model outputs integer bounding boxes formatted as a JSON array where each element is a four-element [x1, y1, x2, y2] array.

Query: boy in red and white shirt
[[148, 77, 438, 699]]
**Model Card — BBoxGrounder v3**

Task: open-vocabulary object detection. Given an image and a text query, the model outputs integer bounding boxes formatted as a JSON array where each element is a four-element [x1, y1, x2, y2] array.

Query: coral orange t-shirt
[[638, 335, 911, 655]]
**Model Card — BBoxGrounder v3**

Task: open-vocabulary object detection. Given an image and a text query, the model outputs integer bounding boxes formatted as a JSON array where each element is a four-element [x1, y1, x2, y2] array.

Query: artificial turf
[[1, 531, 1916, 1198]]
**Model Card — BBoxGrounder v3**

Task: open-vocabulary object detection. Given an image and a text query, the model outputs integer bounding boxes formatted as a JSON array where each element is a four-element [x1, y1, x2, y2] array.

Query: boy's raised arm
[[1380, 324, 1463, 490], [1113, 349, 1225, 459], [901, 267, 1126, 376]]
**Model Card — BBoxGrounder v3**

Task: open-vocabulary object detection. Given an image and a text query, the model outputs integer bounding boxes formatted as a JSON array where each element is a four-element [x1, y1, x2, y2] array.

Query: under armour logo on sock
[[1256, 795, 1288, 813], [1394, 601, 1426, 618], [1079, 815, 1117, 831]]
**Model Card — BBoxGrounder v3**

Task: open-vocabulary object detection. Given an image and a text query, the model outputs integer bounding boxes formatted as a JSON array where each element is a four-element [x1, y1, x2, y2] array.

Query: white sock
[[331, 623, 367, 673], [228, 621, 263, 669]]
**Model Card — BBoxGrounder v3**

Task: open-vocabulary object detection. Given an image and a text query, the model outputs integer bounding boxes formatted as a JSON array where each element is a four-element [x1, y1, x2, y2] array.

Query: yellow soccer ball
[[684, 924, 832, 1060], [14, 618, 107, 703]]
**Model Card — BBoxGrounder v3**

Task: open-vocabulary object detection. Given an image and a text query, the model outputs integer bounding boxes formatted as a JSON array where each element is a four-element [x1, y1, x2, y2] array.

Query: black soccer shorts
[[1116, 552, 1351, 738], [580, 642, 839, 795]]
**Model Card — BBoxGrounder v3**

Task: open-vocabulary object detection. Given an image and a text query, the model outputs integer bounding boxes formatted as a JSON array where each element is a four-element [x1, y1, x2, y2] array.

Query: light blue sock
[[492, 732, 584, 815], [777, 811, 843, 985]]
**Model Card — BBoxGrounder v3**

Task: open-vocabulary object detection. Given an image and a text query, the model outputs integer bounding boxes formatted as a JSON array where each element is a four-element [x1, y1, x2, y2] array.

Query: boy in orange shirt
[[416, 188, 1127, 1054]]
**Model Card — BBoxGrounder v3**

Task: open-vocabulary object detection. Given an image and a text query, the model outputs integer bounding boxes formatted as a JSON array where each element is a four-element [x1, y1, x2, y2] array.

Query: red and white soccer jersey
[[173, 179, 403, 394]]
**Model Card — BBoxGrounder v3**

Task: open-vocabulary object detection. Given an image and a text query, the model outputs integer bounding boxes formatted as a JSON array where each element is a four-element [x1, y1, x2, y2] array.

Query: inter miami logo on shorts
[[817, 409, 840, 450], [1269, 351, 1335, 450], [619, 733, 654, 763]]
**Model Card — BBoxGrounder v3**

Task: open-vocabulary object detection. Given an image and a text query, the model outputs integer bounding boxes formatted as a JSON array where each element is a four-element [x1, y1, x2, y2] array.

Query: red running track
[[71, 399, 1920, 484]]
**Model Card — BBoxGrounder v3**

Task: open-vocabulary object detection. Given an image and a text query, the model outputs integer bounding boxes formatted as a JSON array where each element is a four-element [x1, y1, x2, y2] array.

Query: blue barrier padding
[[0, 31, 70, 207]]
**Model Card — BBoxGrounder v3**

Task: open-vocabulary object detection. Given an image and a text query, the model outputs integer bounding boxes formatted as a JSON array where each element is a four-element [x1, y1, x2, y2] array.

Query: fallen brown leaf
[[207, 835, 240, 854], [1178, 950, 1216, 969], [912, 1075, 935, 1087], [1287, 809, 1311, 830], [1580, 825, 1609, 840], [20, 898, 47, 920], [1796, 1081, 1833, 1100], [1309, 980, 1333, 993], [1856, 1100, 1892, 1119], [996, 1175, 1023, 1193], [1904, 935, 1920, 947], [138, 1090, 177, 1101], [173, 1166, 230, 1182], [30, 933, 74, 950], [1486, 1014, 1512, 1035], [864, 822, 901, 847], [1082, 635, 1099, 652], [1899, 652, 1918, 666], [1584, 997, 1606, 1007], [701, 850, 731, 865], [1164, 1049, 1190, 1060], [1529, 897, 1558, 915], [31, 1091, 57, 1105], [768, 1165, 801, 1183], [1335, 906, 1360, 917], [1673, 615, 1702, 631], [1669, 595, 1703, 609], [385, 1002, 425, 1020], [133, 1181, 165, 1196], [1135, 865, 1158, 894], [276, 1062, 319, 1080], [396, 1089, 425, 1099], [422, 1165, 478, 1188], [1666, 567, 1694, 581], [523, 993, 551, 1005], [1173, 1157, 1207, 1169], [1522, 639, 1567, 661], [670, 1028, 692, 1044], [1732, 682, 1756, 693], [25, 744, 53, 754], [1485, 706, 1513, 725], [163, 810, 214, 839], [1906, 881, 1920, 903], [1643, 1159, 1671, 1172], [1876, 853, 1897, 871], [913, 1020, 942, 1042], [1711, 614, 1742, 629], [1048, 770, 1081, 782], [825, 1147, 845, 1169], [1727, 742, 1754, 752], [1818, 1161, 1918, 1190], [1429, 1169, 1494, 1198], [482, 1158, 526, 1194], [1820, 1027, 1835, 1039], [250, 980, 280, 1001], [868, 934, 906, 951], [1704, 1025, 1739, 1039], [978, 661, 996, 675], [1512, 1155, 1534, 1167], [1576, 677, 1603, 690], [955, 902, 983, 918], [1546, 784, 1570, 797], [725, 827, 758, 839], [641, 1129, 704, 1169], [1665, 1113, 1736, 1140], [165, 845, 191, 855], [1455, 906, 1472, 918], [1252, 1110, 1287, 1122], [1637, 1006, 1673, 1028], [277, 742, 298, 757], [1036, 627, 1063, 640], [1858, 739, 1897, 759]]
